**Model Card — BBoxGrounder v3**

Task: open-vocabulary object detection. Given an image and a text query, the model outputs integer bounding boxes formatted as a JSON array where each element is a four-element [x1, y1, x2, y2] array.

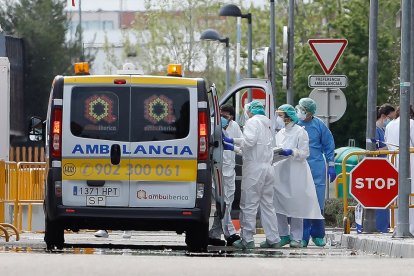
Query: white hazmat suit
[[209, 120, 243, 240], [234, 114, 280, 244], [384, 117, 414, 234]]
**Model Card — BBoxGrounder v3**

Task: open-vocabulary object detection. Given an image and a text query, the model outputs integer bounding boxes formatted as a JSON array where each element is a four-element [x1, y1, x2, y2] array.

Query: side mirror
[[28, 116, 44, 141]]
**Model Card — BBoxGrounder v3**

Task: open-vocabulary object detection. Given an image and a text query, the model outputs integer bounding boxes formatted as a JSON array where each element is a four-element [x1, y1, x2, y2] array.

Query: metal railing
[[0, 160, 46, 241], [337, 149, 414, 234]]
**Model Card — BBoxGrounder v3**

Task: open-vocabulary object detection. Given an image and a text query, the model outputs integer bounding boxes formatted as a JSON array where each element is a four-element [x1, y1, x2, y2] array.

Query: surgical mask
[[285, 121, 295, 129], [221, 116, 229, 128], [297, 111, 306, 120], [383, 117, 391, 127], [276, 116, 285, 129]]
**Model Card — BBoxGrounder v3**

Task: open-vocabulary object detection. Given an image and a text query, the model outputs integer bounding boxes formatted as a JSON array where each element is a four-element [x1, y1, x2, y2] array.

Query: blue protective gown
[[374, 126, 390, 233], [298, 117, 335, 242]]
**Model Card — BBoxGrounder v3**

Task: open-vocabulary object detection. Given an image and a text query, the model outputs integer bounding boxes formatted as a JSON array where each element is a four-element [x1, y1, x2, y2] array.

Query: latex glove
[[279, 149, 293, 156], [223, 135, 234, 144], [233, 137, 243, 146], [223, 141, 234, 151], [328, 166, 336, 182], [370, 138, 380, 149]]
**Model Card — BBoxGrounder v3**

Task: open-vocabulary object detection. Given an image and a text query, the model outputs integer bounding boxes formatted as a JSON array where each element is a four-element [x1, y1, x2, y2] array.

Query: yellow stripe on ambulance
[[62, 159, 197, 182]]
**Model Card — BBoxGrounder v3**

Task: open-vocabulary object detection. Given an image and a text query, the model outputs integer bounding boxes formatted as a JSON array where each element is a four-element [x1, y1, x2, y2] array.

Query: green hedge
[[324, 198, 358, 227]]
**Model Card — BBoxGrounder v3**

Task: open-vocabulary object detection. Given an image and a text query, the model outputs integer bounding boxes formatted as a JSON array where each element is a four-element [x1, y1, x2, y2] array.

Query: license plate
[[73, 186, 120, 197], [86, 196, 106, 206]]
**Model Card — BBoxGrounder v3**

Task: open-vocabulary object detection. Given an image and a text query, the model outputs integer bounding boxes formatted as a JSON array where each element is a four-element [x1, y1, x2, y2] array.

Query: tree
[[103, 0, 401, 147], [293, 0, 400, 146], [102, 0, 237, 94], [0, 0, 82, 118]]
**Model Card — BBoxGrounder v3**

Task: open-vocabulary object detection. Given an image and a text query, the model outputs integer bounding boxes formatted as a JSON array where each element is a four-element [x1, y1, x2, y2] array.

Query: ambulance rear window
[[130, 87, 190, 141], [70, 87, 130, 141]]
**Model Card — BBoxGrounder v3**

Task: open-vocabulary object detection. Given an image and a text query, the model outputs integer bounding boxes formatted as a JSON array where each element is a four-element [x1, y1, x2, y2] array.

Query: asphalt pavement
[[0, 228, 411, 258]]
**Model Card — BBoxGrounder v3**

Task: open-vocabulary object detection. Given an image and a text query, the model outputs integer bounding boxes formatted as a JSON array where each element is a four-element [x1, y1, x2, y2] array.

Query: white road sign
[[308, 75, 348, 88], [309, 88, 347, 124], [308, 39, 348, 74]]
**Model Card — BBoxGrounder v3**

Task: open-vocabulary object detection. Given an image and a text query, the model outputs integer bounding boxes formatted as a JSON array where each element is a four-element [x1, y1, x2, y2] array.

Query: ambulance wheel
[[185, 222, 209, 252], [44, 217, 64, 250]]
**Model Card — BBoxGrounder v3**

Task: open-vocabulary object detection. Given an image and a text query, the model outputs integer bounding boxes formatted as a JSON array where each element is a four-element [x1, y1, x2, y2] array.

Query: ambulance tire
[[44, 216, 64, 251], [185, 222, 209, 252]]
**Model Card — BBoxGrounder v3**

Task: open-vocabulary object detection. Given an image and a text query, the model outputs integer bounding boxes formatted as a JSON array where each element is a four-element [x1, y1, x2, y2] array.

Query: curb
[[340, 234, 414, 258]]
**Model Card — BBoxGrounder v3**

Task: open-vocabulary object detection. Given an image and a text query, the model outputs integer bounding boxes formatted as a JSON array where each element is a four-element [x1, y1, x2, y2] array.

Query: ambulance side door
[[219, 79, 274, 126], [209, 84, 225, 219]]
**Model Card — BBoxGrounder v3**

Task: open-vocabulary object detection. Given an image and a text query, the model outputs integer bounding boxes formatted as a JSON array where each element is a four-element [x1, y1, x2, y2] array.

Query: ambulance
[[29, 63, 229, 252]]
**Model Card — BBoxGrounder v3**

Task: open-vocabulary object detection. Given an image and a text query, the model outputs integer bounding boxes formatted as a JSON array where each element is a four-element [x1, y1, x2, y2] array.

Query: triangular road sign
[[308, 39, 348, 74]]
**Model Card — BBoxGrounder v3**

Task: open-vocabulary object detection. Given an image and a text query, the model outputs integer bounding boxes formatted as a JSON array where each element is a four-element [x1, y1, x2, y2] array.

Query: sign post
[[350, 158, 399, 209]]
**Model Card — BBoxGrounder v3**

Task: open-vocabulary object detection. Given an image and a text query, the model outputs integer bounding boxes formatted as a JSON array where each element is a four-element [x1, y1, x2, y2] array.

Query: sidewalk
[[256, 227, 414, 258], [341, 232, 414, 258]]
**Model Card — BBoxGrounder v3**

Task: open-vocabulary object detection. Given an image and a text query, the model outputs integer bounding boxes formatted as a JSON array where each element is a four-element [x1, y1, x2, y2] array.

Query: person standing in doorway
[[208, 105, 242, 246]]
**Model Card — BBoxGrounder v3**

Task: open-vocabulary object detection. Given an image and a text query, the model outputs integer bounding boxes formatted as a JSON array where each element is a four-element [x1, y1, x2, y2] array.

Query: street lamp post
[[219, 4, 252, 102], [200, 29, 230, 90]]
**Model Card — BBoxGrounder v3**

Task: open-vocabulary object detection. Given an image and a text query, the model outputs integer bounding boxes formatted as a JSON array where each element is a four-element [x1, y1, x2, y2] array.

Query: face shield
[[243, 103, 251, 121], [277, 112, 291, 125], [295, 105, 307, 120]]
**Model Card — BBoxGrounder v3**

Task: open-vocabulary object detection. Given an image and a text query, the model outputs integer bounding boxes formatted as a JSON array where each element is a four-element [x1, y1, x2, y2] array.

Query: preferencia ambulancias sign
[[308, 75, 348, 88]]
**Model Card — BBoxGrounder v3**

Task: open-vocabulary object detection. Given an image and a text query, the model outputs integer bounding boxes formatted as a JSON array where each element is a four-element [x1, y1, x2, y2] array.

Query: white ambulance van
[[29, 63, 225, 252]]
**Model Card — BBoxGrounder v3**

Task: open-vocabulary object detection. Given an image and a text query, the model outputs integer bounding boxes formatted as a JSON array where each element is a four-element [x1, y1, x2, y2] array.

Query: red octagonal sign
[[350, 158, 398, 209]]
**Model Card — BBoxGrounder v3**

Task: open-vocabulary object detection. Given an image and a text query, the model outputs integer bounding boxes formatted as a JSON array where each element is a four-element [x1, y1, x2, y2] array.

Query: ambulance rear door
[[128, 76, 198, 208], [61, 76, 132, 207]]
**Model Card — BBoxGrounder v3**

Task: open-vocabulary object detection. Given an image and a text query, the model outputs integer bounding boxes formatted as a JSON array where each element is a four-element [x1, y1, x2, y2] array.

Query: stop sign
[[350, 158, 398, 209]]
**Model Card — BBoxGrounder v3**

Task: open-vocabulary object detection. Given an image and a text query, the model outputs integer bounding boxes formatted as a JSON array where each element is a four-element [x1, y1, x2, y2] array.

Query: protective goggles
[[295, 105, 307, 116]]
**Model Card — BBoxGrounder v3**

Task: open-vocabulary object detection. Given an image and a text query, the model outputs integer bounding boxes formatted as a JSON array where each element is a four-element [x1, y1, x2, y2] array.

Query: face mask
[[285, 121, 295, 128], [383, 118, 391, 127], [297, 111, 307, 120], [221, 116, 229, 128], [276, 116, 285, 128]]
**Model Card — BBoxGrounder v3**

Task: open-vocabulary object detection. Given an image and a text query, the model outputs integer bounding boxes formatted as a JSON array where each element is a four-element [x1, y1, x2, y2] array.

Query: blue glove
[[279, 149, 293, 156], [328, 166, 336, 182], [223, 135, 234, 144], [223, 141, 234, 151], [370, 138, 380, 149]]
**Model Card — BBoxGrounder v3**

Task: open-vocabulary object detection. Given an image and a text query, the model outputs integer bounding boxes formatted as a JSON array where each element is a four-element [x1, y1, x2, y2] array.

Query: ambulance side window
[[70, 87, 130, 141], [130, 87, 190, 142]]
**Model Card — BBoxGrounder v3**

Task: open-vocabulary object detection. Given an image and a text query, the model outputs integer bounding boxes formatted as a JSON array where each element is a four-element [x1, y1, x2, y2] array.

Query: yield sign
[[308, 39, 348, 74]]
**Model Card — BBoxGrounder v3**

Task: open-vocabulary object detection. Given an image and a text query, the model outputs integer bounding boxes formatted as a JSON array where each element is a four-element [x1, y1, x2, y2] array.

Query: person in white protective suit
[[273, 104, 323, 248], [384, 106, 414, 234], [208, 105, 243, 246], [223, 100, 282, 249]]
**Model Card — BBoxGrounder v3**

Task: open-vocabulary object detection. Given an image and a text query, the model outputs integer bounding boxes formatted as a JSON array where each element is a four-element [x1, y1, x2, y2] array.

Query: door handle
[[110, 144, 121, 165]]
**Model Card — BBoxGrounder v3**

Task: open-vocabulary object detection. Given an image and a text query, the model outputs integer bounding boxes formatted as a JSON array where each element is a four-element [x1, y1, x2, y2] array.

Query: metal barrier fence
[[9, 146, 45, 162], [337, 149, 414, 234], [0, 160, 46, 241]]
